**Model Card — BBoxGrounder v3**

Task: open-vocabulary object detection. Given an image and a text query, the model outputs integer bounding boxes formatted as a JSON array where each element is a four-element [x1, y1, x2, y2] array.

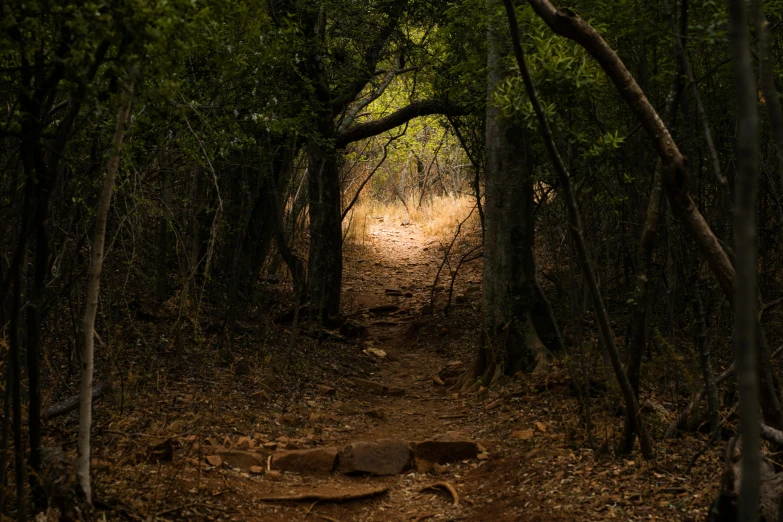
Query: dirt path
[[89, 219, 719, 522]]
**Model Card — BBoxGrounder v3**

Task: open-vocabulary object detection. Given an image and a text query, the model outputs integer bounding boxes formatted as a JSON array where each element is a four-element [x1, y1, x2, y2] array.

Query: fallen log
[[42, 381, 115, 421]]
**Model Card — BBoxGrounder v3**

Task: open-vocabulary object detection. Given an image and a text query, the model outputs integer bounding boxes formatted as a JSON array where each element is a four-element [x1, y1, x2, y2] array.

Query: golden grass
[[343, 193, 479, 244]]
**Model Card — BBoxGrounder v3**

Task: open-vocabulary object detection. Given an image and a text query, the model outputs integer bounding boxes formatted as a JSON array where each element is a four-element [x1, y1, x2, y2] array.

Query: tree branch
[[525, 0, 736, 304], [335, 100, 463, 148]]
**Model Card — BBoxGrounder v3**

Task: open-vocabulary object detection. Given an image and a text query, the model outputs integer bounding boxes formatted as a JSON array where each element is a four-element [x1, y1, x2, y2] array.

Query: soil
[[38, 218, 722, 521]]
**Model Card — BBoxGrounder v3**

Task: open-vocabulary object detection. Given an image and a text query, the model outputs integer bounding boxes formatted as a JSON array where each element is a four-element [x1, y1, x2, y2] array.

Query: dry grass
[[343, 194, 479, 244]]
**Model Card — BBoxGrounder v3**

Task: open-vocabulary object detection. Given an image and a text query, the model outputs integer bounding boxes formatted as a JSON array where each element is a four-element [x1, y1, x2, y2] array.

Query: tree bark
[[504, 0, 653, 459], [619, 0, 685, 454], [77, 84, 133, 504], [479, 0, 539, 381], [728, 0, 761, 517]]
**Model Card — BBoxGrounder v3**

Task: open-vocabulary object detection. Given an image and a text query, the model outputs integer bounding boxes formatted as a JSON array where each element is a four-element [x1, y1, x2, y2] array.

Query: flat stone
[[317, 384, 336, 396], [271, 447, 338, 474], [353, 378, 387, 395], [215, 449, 266, 471], [411, 431, 478, 464], [337, 439, 411, 475]]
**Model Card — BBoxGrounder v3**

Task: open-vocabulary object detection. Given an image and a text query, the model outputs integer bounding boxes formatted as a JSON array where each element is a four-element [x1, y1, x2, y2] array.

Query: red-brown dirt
[[38, 218, 722, 521]]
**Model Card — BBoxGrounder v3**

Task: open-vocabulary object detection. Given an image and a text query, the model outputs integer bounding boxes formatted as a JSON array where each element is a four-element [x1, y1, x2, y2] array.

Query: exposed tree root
[[259, 486, 389, 503], [420, 481, 459, 506]]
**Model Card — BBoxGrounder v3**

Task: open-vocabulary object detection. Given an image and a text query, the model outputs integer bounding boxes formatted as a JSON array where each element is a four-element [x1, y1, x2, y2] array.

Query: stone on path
[[215, 449, 266, 471], [337, 439, 411, 475], [411, 431, 478, 464], [353, 378, 406, 396], [271, 447, 338, 474], [365, 407, 387, 420]]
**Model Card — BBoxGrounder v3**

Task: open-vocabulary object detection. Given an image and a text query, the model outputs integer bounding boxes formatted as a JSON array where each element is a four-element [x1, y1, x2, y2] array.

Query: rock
[[363, 348, 388, 359], [365, 408, 387, 420], [317, 385, 336, 396], [205, 455, 222, 467], [415, 458, 434, 474], [250, 465, 264, 474], [369, 304, 399, 314], [339, 320, 368, 339], [281, 414, 301, 426], [337, 439, 411, 475], [236, 436, 254, 449], [215, 449, 266, 471], [266, 470, 283, 481], [511, 429, 534, 440], [271, 447, 338, 474], [353, 378, 388, 395], [411, 432, 478, 464], [146, 438, 174, 463], [433, 463, 448, 475]]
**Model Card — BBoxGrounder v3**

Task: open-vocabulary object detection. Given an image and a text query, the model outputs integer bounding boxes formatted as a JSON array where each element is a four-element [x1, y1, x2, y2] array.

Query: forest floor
[[39, 217, 724, 522]]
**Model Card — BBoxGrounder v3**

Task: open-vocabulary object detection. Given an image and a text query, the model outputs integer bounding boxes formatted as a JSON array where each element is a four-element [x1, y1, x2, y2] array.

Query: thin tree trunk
[[77, 83, 133, 504], [525, 0, 783, 431], [692, 257, 719, 433], [155, 169, 172, 301], [728, 0, 761, 518], [619, 0, 685, 454], [0, 351, 9, 515], [8, 243, 26, 519], [503, 0, 652, 459], [751, 0, 783, 187]]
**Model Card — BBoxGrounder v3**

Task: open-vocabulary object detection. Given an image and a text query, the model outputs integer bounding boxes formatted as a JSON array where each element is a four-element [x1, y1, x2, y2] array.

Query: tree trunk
[[728, 0, 761, 517], [155, 169, 172, 301], [620, 2, 686, 452], [77, 85, 132, 504], [479, 0, 539, 381], [307, 143, 344, 319], [503, 0, 653, 459]]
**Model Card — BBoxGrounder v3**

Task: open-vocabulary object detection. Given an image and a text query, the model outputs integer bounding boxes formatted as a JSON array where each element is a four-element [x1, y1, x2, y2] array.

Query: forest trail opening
[[69, 217, 719, 522]]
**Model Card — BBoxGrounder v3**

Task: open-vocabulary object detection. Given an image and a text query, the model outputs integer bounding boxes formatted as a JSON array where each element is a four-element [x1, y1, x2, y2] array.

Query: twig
[[304, 500, 319, 518], [420, 481, 459, 506], [665, 345, 783, 438], [686, 401, 739, 473], [429, 205, 477, 310]]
